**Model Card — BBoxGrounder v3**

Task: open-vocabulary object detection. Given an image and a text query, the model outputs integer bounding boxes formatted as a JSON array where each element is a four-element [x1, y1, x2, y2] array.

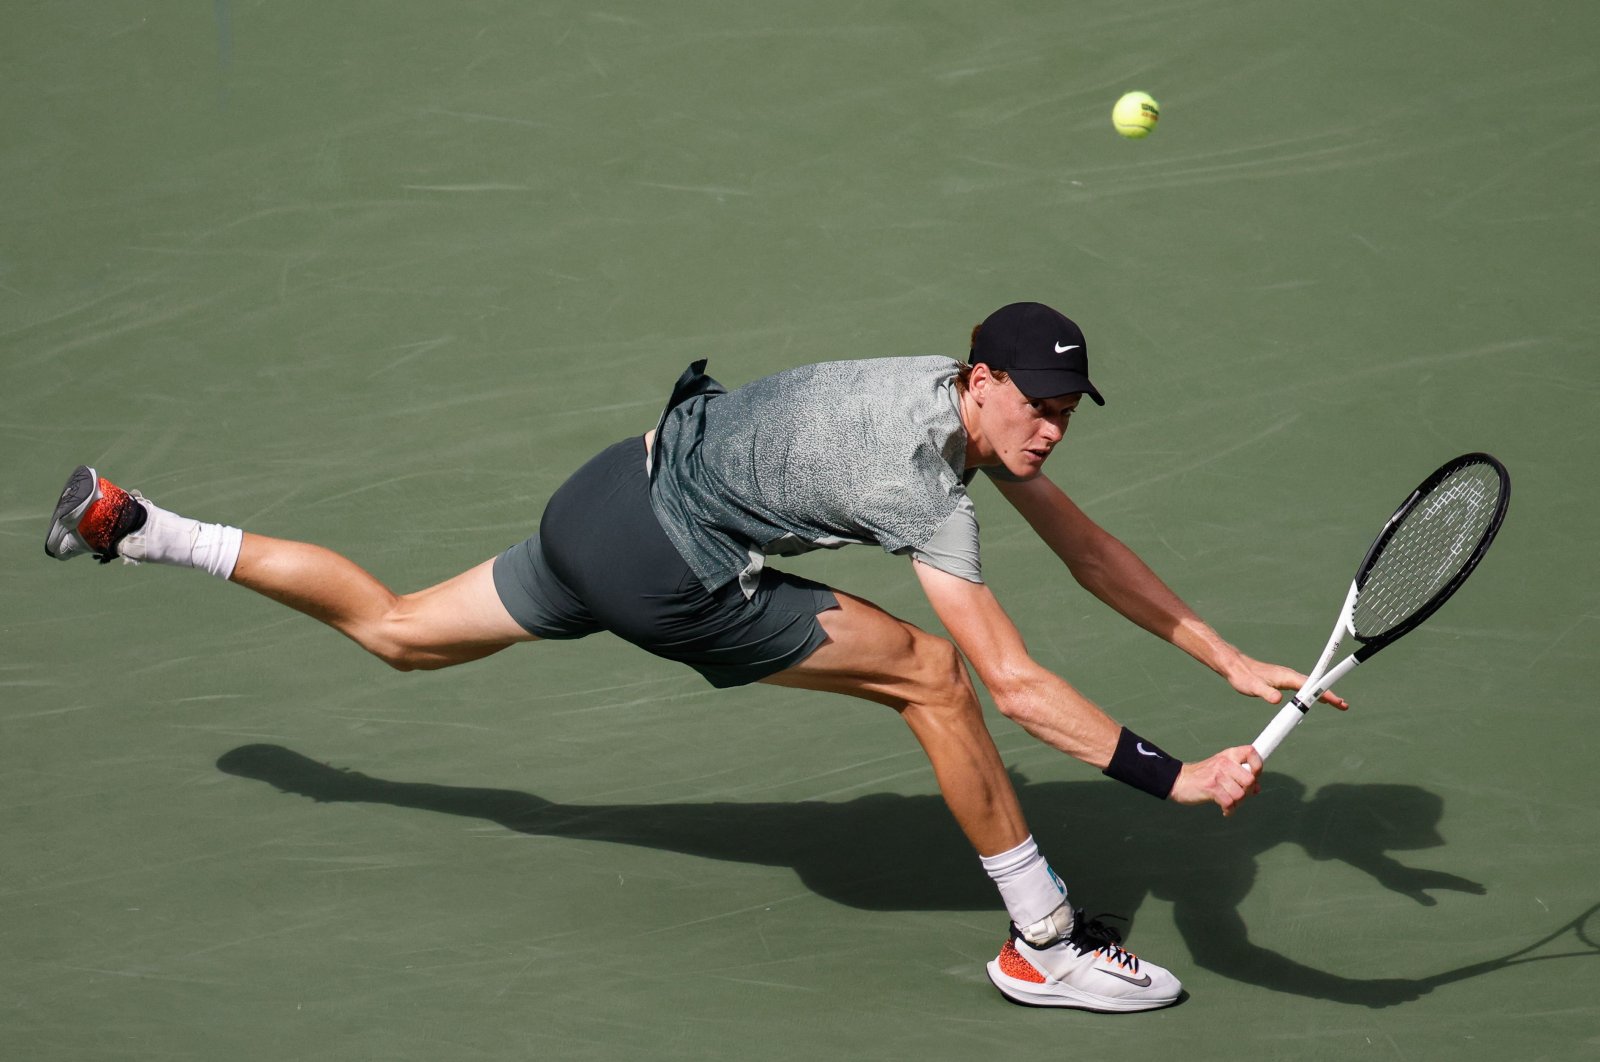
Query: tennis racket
[[1252, 452, 1511, 761]]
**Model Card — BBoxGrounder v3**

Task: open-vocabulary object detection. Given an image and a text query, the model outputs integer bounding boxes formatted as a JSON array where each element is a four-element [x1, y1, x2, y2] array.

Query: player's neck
[[958, 387, 997, 469]]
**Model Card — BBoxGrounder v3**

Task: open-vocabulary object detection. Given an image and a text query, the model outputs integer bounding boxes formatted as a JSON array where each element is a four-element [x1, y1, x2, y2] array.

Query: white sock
[[119, 497, 243, 581], [980, 835, 1070, 931]]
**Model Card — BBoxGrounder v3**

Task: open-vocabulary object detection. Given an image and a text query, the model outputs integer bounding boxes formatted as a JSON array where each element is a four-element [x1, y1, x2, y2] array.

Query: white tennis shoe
[[45, 465, 148, 563], [986, 909, 1182, 1012]]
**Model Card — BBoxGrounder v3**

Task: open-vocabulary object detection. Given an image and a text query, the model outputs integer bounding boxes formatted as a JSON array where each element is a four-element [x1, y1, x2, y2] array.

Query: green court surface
[[4, 2, 1598, 1059]]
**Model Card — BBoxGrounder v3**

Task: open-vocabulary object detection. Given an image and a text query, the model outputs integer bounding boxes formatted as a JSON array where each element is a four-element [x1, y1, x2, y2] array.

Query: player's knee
[[364, 601, 436, 672], [368, 636, 424, 671], [911, 632, 977, 714], [377, 648, 424, 672]]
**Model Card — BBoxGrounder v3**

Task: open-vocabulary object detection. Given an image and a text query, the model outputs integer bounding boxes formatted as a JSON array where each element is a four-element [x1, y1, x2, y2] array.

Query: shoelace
[[1071, 912, 1141, 973]]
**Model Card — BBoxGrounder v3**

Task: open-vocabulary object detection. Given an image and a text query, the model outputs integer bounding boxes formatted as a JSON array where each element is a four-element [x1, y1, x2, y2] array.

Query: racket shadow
[[217, 744, 1490, 1007], [1417, 901, 1600, 990]]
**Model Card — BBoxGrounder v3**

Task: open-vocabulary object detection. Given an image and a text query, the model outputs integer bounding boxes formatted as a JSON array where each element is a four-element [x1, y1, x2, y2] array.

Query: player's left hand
[[1225, 653, 1349, 711]]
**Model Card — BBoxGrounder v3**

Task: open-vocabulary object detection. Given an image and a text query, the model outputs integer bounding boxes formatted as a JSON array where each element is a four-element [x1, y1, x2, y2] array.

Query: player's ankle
[[120, 499, 243, 580]]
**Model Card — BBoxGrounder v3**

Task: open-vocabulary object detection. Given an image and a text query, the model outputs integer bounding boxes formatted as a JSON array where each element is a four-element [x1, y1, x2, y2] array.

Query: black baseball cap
[[969, 302, 1105, 405]]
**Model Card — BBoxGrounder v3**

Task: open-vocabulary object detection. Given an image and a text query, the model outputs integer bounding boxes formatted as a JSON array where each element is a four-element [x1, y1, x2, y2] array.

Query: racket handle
[[1252, 653, 1361, 761], [1252, 699, 1309, 761]]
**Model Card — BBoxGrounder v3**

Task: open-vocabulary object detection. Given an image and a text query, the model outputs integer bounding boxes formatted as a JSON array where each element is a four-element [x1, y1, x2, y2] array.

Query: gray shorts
[[493, 436, 838, 688]]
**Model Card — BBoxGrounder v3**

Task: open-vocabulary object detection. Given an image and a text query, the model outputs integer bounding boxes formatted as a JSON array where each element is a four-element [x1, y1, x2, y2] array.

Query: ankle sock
[[119, 498, 243, 580], [980, 835, 1070, 931]]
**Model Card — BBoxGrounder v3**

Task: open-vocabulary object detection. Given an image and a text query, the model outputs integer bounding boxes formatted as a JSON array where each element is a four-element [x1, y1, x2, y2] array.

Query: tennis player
[[45, 301, 1344, 1012]]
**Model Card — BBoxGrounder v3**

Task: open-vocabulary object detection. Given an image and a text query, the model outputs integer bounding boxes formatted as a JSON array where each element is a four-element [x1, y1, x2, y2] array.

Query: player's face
[[982, 378, 1081, 478]]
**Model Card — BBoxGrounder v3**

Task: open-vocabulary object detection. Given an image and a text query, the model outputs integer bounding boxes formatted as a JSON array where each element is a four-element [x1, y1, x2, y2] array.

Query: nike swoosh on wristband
[[1054, 343, 1079, 354], [1135, 742, 1162, 758], [1097, 967, 1153, 988]]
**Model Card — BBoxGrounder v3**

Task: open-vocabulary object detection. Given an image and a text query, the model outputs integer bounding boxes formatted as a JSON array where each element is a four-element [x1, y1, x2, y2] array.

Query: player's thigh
[[391, 558, 540, 651], [761, 588, 966, 708]]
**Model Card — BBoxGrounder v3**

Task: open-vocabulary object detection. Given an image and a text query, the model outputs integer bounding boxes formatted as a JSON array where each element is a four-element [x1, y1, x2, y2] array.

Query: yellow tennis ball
[[1112, 91, 1160, 139]]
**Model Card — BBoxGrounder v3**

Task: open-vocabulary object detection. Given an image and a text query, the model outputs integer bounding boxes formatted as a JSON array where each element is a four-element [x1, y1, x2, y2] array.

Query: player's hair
[[953, 360, 1009, 393]]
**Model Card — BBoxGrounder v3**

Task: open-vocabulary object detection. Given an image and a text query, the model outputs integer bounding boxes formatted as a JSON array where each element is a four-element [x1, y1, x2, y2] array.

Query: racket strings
[[1352, 462, 1503, 638]]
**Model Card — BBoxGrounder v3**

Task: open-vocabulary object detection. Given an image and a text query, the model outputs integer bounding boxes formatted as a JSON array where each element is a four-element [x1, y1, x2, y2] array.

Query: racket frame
[[1251, 453, 1510, 761]]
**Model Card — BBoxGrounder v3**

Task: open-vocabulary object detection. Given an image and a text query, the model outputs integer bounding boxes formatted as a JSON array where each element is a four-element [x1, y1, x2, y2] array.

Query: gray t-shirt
[[649, 357, 986, 595]]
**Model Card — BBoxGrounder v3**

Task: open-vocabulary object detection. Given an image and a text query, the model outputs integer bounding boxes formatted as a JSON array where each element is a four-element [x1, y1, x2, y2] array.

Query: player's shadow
[[217, 744, 1485, 1008]]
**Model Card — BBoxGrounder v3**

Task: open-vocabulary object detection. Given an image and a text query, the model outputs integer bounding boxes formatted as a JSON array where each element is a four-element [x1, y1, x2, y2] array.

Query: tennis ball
[[1112, 91, 1160, 139]]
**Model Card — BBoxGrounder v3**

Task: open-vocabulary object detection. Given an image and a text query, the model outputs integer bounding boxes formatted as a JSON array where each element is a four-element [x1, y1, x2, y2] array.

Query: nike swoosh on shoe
[[1096, 967, 1153, 988]]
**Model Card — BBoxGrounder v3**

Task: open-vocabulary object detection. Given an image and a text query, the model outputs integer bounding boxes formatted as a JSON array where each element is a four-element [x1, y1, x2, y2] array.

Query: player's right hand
[[1169, 746, 1262, 816]]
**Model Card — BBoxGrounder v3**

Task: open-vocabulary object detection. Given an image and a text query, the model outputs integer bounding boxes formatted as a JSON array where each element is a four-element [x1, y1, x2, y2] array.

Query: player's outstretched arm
[[992, 475, 1347, 710], [914, 560, 1264, 815], [912, 559, 1120, 765]]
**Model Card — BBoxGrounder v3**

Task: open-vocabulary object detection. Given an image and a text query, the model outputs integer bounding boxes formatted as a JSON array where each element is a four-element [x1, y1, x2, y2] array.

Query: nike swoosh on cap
[[1054, 343, 1080, 354]]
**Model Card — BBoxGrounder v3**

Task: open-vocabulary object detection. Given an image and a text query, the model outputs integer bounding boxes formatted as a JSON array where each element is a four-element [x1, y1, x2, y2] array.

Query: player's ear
[[968, 362, 993, 403]]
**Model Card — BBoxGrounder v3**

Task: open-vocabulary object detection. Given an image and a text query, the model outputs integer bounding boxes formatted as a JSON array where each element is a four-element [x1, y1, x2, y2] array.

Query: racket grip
[[1251, 699, 1309, 761]]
